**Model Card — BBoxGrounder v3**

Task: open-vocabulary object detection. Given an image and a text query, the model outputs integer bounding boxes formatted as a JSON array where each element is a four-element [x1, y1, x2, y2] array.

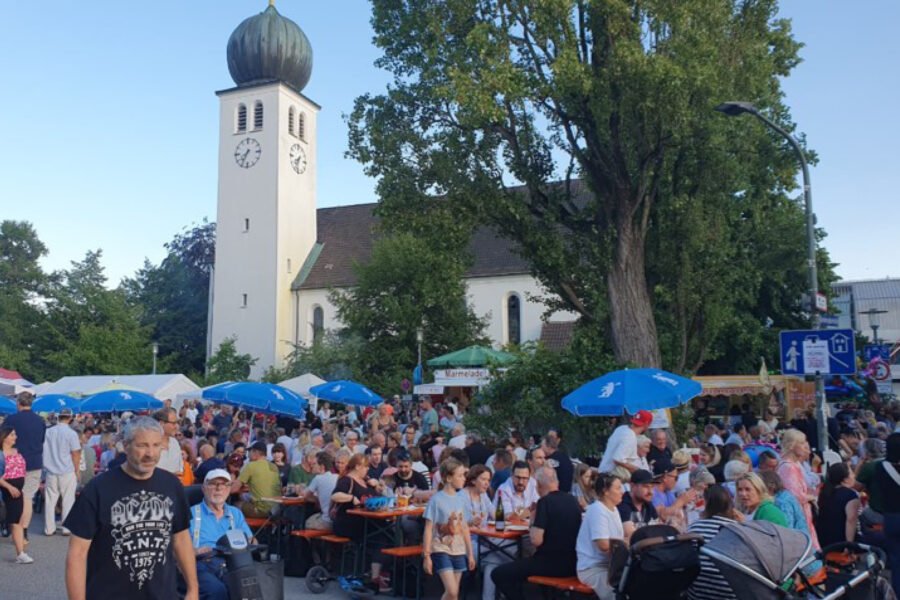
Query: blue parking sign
[[779, 329, 856, 376]]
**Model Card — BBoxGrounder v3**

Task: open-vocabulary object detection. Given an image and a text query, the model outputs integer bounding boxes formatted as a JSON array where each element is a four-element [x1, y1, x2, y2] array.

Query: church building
[[209, 4, 576, 378]]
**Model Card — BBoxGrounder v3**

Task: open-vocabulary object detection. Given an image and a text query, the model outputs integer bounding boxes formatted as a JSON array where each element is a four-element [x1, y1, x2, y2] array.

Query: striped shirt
[[687, 516, 738, 600]]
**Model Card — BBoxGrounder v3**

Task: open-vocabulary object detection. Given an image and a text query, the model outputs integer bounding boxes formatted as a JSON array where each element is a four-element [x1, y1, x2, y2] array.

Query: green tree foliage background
[[349, 0, 837, 375]]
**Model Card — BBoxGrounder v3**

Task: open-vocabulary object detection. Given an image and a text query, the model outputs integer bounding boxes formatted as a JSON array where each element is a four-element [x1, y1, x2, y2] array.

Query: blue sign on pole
[[863, 344, 892, 363], [779, 329, 856, 376]]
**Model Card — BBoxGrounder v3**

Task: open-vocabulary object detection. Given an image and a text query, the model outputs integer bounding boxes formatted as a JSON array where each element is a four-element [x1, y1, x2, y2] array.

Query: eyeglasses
[[162, 420, 178, 425], [206, 481, 229, 489]]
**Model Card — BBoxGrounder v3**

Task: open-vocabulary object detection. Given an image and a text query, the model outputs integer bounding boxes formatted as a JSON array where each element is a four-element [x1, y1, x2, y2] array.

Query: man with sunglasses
[[188, 469, 254, 600], [155, 408, 184, 477]]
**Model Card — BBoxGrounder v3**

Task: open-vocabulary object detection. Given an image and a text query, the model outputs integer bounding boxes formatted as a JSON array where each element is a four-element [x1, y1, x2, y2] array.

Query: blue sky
[[1, 1, 897, 286]]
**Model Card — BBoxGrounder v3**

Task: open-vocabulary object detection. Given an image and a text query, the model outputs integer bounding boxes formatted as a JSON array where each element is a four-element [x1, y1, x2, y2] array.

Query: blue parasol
[[33, 394, 82, 414], [0, 397, 16, 416], [79, 390, 164, 413], [309, 380, 383, 407], [202, 382, 307, 418], [562, 368, 702, 417]]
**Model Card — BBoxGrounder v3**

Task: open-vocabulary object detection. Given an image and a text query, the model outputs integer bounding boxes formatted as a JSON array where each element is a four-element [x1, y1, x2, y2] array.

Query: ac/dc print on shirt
[[64, 467, 190, 599], [110, 490, 175, 589]]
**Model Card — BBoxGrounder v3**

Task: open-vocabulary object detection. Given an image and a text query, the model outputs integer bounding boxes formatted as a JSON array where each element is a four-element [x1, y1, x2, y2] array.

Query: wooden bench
[[527, 575, 596, 597], [383, 546, 423, 600], [290, 529, 330, 540]]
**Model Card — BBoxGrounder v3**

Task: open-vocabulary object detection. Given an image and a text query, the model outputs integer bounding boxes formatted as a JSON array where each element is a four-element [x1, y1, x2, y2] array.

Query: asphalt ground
[[0, 518, 349, 600]]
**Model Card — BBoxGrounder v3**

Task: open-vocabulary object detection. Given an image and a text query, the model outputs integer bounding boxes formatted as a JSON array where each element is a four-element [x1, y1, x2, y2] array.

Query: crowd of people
[[1, 388, 899, 599]]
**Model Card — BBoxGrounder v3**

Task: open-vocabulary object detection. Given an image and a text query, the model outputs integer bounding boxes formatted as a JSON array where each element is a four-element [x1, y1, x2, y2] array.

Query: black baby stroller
[[610, 524, 704, 599], [701, 520, 891, 600]]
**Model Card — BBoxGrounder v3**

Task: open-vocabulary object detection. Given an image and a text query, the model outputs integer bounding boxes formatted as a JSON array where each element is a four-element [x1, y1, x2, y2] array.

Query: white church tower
[[210, 2, 318, 378]]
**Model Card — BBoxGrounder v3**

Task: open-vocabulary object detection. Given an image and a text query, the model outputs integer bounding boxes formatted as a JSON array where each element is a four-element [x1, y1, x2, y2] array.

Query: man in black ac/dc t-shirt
[[64, 416, 198, 600], [491, 465, 582, 599]]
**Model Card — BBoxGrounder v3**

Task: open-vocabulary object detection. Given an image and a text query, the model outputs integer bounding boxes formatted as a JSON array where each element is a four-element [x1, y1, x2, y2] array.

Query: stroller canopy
[[702, 521, 811, 599]]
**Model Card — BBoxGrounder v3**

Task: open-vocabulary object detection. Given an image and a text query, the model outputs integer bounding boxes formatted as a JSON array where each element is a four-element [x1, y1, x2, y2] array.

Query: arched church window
[[254, 101, 264, 129], [312, 306, 324, 343], [288, 106, 296, 137], [236, 104, 247, 132], [507, 294, 521, 345], [298, 113, 306, 141]]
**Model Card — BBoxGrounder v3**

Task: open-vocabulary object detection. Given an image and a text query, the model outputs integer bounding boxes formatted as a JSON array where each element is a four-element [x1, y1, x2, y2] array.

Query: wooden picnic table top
[[346, 505, 426, 519], [261, 495, 313, 506], [470, 523, 529, 540]]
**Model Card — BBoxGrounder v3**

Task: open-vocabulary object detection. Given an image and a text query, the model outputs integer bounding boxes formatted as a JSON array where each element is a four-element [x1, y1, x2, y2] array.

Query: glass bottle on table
[[494, 490, 505, 531]]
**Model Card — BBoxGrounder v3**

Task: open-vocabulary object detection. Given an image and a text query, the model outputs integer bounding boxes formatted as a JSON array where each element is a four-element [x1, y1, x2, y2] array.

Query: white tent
[[0, 376, 35, 398], [37, 374, 200, 405], [277, 373, 326, 399]]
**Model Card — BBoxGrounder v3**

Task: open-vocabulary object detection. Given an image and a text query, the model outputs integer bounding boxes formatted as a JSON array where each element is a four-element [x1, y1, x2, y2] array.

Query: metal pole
[[748, 110, 827, 454], [152, 343, 159, 376]]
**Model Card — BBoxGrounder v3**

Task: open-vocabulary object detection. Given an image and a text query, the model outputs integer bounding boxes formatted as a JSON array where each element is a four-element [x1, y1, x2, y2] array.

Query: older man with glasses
[[155, 408, 184, 477], [188, 469, 254, 600]]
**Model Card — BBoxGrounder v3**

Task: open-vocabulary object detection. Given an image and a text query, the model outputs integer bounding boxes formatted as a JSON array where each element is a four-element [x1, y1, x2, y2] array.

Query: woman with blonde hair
[[572, 463, 598, 510], [777, 429, 820, 550], [735, 472, 787, 526]]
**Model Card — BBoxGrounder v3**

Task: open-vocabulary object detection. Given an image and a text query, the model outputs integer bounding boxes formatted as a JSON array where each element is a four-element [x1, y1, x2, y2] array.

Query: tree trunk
[[606, 217, 662, 368]]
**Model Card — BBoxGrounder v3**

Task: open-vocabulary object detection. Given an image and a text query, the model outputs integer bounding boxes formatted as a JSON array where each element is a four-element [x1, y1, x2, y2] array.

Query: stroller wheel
[[306, 565, 330, 594]]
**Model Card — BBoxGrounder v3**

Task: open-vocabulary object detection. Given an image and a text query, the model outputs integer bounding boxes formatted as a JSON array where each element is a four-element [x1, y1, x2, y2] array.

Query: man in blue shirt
[[189, 469, 254, 600]]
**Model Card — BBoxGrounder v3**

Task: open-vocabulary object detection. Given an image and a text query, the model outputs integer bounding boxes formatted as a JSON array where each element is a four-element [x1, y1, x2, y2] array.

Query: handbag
[[330, 478, 353, 521]]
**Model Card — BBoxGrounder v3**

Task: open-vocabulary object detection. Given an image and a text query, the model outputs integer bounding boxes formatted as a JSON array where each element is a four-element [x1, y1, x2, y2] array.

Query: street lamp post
[[152, 342, 159, 375], [416, 327, 424, 369], [861, 308, 888, 345], [715, 101, 827, 454]]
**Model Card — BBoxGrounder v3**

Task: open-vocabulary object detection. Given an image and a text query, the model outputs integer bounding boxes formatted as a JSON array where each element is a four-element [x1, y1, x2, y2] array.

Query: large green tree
[[350, 0, 823, 371], [40, 251, 154, 377], [329, 232, 487, 393], [0, 220, 49, 376], [124, 221, 216, 377]]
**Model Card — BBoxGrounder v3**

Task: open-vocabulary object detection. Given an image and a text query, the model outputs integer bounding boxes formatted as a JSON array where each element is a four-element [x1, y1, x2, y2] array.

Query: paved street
[[0, 519, 347, 600]]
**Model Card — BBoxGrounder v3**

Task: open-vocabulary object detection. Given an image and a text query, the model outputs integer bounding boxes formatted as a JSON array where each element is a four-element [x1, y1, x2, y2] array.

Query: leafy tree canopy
[[329, 232, 487, 393], [124, 221, 216, 378], [206, 337, 257, 385], [350, 0, 834, 373]]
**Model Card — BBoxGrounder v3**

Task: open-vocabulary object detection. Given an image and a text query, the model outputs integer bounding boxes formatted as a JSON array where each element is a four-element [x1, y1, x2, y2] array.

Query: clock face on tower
[[234, 138, 261, 169], [289, 143, 307, 174]]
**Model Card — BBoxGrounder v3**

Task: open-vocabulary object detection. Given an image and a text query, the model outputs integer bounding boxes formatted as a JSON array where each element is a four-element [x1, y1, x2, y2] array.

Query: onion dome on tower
[[226, 1, 313, 93]]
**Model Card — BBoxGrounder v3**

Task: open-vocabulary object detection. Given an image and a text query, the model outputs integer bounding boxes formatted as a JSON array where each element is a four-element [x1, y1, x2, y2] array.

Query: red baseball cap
[[630, 410, 653, 428]]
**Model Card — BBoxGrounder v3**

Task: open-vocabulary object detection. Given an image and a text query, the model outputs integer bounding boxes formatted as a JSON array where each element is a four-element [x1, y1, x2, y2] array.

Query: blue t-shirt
[[424, 489, 471, 555], [5, 409, 45, 470], [189, 501, 253, 549], [491, 468, 511, 492]]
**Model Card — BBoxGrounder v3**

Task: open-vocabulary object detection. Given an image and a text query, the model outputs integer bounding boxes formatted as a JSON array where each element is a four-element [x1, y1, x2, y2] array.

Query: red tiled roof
[[293, 203, 531, 290], [0, 368, 23, 380], [539, 321, 578, 352]]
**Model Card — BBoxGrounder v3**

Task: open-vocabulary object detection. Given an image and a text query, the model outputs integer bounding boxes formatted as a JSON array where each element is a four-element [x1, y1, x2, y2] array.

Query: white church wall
[[465, 273, 578, 345], [292, 273, 577, 357]]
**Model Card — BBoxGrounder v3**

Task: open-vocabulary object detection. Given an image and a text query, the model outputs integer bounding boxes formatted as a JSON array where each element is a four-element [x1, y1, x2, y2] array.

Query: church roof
[[291, 203, 532, 290], [539, 321, 578, 352]]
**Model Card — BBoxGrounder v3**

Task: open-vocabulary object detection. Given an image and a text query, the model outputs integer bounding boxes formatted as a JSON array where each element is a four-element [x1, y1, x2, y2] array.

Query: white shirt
[[307, 472, 339, 524], [185, 407, 199, 423], [157, 436, 184, 474], [708, 434, 724, 446], [449, 434, 467, 449], [43, 423, 81, 475], [493, 477, 539, 515], [599, 425, 638, 473], [576, 501, 624, 571]]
